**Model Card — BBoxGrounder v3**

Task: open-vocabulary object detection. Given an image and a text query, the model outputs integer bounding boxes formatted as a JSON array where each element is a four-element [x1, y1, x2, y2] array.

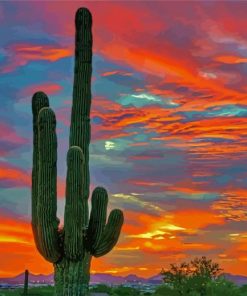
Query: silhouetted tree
[[162, 262, 191, 295], [161, 256, 223, 296]]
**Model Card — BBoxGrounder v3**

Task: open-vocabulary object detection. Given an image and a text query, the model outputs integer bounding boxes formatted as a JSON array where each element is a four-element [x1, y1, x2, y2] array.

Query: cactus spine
[[31, 8, 124, 296], [23, 269, 29, 295]]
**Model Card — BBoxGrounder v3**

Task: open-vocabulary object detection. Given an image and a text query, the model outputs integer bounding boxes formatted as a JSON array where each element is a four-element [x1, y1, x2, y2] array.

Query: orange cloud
[[0, 163, 31, 187], [101, 70, 133, 77], [2, 43, 72, 73], [215, 55, 247, 64], [212, 189, 247, 222], [151, 117, 247, 163], [99, 43, 245, 102], [120, 209, 222, 267], [172, 209, 225, 230], [153, 117, 247, 141], [0, 162, 65, 199], [0, 215, 53, 277]]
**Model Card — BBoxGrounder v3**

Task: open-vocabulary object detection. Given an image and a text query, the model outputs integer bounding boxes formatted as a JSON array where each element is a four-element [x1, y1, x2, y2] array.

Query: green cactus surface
[[31, 7, 124, 296]]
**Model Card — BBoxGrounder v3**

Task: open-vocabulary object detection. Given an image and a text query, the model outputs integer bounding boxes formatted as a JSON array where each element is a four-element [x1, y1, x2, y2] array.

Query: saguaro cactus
[[31, 7, 124, 296]]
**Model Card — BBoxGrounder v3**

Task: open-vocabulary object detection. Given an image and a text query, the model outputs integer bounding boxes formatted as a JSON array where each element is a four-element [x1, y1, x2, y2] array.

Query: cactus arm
[[64, 146, 84, 260], [69, 8, 92, 206], [31, 91, 49, 253], [86, 187, 108, 252], [93, 209, 124, 257], [36, 107, 61, 262]]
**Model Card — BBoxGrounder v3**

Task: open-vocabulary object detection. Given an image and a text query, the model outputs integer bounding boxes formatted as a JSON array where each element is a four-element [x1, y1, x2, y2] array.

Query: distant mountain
[[91, 273, 124, 284], [1, 272, 247, 286], [124, 274, 148, 283], [148, 273, 163, 284], [221, 273, 247, 286], [0, 272, 53, 284], [0, 272, 152, 285]]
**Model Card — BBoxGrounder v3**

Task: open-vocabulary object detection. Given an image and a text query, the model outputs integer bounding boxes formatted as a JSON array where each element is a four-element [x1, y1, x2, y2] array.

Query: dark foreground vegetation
[[0, 286, 54, 296], [90, 282, 247, 295], [1, 257, 247, 295], [1, 283, 247, 296]]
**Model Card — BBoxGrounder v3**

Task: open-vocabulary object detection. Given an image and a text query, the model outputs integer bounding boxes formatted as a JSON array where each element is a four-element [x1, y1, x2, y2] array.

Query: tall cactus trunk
[[54, 254, 91, 296], [31, 7, 124, 296]]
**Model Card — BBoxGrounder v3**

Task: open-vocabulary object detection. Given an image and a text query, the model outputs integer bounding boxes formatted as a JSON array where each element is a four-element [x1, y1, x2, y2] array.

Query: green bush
[[205, 278, 241, 296], [90, 284, 112, 293], [111, 286, 140, 296], [154, 284, 178, 295]]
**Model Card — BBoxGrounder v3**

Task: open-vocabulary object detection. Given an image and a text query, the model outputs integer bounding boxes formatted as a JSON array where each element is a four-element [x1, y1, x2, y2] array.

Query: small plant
[[23, 269, 28, 295]]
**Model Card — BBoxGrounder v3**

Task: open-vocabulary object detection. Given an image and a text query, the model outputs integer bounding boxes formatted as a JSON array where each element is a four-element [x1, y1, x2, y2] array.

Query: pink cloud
[[0, 122, 28, 156], [0, 162, 31, 188], [0, 123, 27, 145], [0, 161, 66, 199], [1, 43, 72, 73], [20, 83, 63, 99]]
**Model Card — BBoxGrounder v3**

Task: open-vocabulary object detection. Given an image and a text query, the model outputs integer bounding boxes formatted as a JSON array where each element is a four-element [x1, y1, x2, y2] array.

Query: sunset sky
[[1, 1, 247, 278]]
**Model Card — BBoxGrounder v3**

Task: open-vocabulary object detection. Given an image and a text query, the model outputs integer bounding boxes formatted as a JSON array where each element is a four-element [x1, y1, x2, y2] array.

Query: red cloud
[[2, 43, 72, 73], [0, 162, 65, 199], [0, 162, 31, 187], [20, 83, 63, 98]]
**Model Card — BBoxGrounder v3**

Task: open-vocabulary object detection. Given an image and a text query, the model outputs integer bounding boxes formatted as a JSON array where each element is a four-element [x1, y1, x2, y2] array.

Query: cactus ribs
[[31, 7, 124, 296]]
